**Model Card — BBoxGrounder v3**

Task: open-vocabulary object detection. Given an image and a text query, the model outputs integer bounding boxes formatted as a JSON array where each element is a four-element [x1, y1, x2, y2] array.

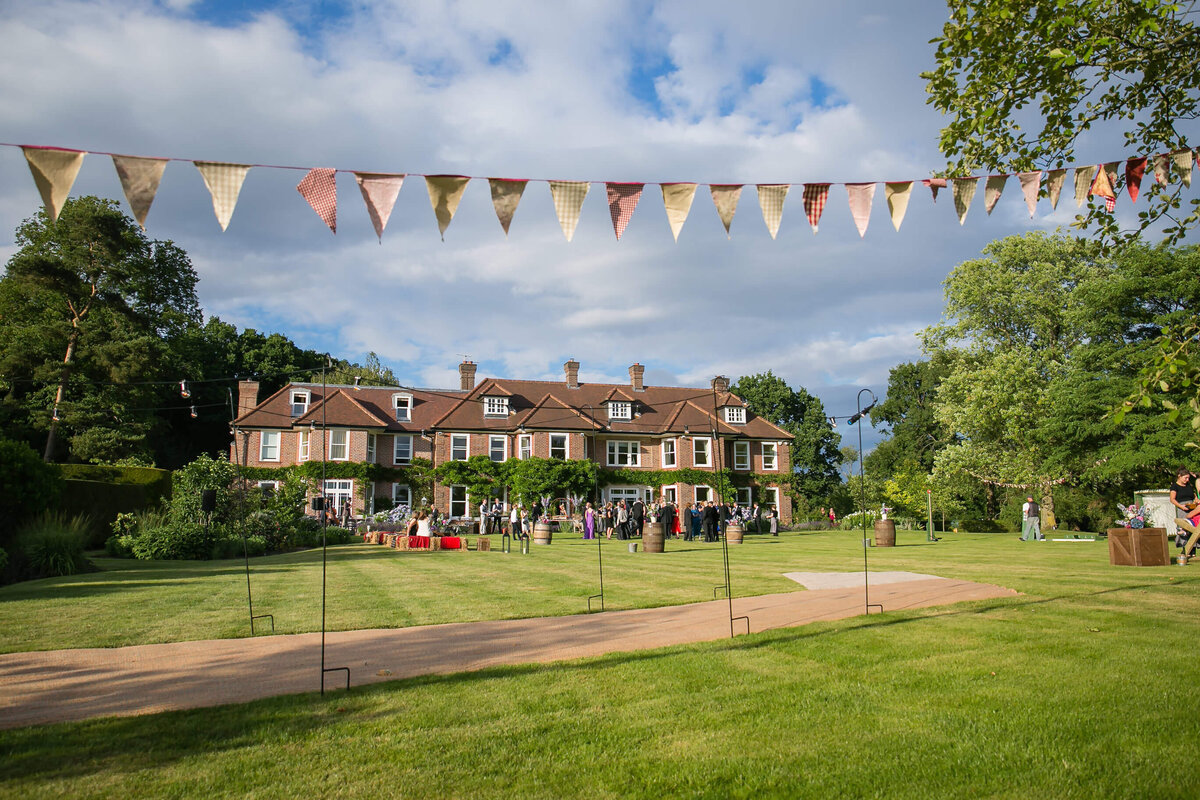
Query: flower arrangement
[[1116, 503, 1148, 528]]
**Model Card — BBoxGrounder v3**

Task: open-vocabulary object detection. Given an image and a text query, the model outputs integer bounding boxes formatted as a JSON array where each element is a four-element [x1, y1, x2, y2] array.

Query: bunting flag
[[549, 180, 589, 241], [952, 177, 977, 225], [802, 183, 830, 233], [195, 161, 250, 231], [297, 168, 337, 233], [1154, 153, 1171, 185], [488, 178, 526, 237], [1125, 157, 1147, 203], [606, 182, 644, 240], [845, 182, 874, 237], [1091, 162, 1121, 212], [757, 184, 789, 239], [111, 155, 167, 230], [922, 177, 947, 202], [1017, 171, 1041, 217], [709, 184, 742, 238], [984, 175, 1007, 215], [354, 172, 405, 242], [884, 181, 913, 231], [1046, 169, 1067, 209], [1173, 149, 1194, 188], [661, 182, 697, 241], [1073, 166, 1097, 207], [22, 146, 86, 224], [425, 175, 470, 240]]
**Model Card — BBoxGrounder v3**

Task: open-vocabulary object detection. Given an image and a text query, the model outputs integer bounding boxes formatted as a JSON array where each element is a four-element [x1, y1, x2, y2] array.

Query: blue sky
[[1, 0, 1196, 452]]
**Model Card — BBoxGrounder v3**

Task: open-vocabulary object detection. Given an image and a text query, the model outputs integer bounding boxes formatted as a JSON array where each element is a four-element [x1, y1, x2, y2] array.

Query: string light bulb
[[179, 380, 191, 399], [51, 405, 60, 422], [190, 405, 198, 419]]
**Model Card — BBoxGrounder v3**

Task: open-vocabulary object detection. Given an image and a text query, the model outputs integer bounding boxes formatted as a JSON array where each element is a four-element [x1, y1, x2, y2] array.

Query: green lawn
[[2, 530, 1198, 798]]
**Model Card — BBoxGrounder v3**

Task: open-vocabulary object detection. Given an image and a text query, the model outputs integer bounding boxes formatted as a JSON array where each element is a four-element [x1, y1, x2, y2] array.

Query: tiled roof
[[234, 383, 466, 432]]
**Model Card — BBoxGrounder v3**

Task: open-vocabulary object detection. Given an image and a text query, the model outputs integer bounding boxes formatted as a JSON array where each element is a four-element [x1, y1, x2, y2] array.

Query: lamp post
[[847, 388, 880, 615], [317, 356, 348, 694], [583, 404, 604, 612]]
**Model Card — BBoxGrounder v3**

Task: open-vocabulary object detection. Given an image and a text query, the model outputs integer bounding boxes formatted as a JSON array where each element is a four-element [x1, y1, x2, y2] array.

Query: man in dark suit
[[660, 501, 677, 538], [631, 497, 646, 538], [750, 502, 763, 534], [702, 501, 719, 542]]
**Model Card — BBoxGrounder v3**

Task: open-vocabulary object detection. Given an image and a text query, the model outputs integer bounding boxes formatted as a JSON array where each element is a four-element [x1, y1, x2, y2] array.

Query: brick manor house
[[232, 360, 794, 523]]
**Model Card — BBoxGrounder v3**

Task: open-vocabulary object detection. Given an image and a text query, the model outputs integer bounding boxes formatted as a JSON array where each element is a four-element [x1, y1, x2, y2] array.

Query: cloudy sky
[[1, 0, 1195, 447]]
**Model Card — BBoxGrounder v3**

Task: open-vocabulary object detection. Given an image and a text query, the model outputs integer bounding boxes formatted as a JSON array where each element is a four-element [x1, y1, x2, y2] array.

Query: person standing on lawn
[[1021, 496, 1043, 541], [583, 502, 596, 539], [631, 496, 646, 538], [660, 500, 677, 539], [1169, 468, 1198, 555]]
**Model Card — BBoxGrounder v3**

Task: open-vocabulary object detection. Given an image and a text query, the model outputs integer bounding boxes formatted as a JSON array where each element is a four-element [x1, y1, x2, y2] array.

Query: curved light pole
[[847, 388, 880, 615]]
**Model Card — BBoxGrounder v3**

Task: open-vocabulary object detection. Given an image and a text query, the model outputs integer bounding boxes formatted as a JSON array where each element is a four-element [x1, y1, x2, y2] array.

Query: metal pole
[[711, 386, 747, 637], [849, 388, 881, 615], [319, 358, 348, 693], [927, 488, 935, 542], [585, 404, 604, 613]]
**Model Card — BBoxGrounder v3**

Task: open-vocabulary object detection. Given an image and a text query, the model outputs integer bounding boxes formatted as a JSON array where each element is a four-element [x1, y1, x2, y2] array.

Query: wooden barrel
[[642, 521, 665, 553], [726, 524, 745, 544], [874, 519, 896, 547], [532, 521, 554, 545]]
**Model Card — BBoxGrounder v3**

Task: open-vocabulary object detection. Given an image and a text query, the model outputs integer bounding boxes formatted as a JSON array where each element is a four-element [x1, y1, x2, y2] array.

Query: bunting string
[[4, 141, 1194, 242]]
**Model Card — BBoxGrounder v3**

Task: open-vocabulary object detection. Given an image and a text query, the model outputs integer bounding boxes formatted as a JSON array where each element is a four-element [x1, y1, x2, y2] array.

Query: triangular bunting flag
[[354, 172, 404, 242], [1017, 171, 1041, 217], [297, 168, 337, 234], [1154, 153, 1171, 185], [709, 184, 742, 238], [984, 175, 1007, 215], [757, 184, 789, 239], [845, 182, 875, 238], [111, 154, 167, 230], [1172, 149, 1193, 188], [1046, 169, 1067, 209], [952, 177, 978, 225], [425, 175, 470, 240], [1073, 166, 1097, 207], [23, 146, 85, 224], [1125, 157, 1147, 203], [922, 177, 947, 202], [606, 182, 644, 240], [488, 178, 526, 237], [661, 182, 697, 241], [195, 161, 251, 231], [549, 181, 590, 241], [1091, 162, 1121, 212], [884, 182, 913, 231], [802, 183, 830, 233]]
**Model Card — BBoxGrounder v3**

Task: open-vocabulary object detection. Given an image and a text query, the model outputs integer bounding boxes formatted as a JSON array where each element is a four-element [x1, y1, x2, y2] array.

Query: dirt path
[[0, 575, 1016, 729]]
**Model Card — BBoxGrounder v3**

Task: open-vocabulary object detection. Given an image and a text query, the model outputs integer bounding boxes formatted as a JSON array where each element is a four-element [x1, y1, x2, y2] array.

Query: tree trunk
[[1040, 487, 1056, 532], [43, 328, 79, 462]]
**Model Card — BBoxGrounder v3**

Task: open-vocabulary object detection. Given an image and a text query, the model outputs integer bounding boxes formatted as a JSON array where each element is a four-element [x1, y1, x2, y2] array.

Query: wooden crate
[[1107, 527, 1169, 566]]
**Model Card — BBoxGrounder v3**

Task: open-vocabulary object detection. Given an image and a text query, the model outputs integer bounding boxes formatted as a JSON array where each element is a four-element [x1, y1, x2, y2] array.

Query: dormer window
[[393, 393, 412, 422], [608, 401, 632, 421], [723, 406, 746, 425], [290, 390, 310, 417], [484, 396, 509, 417]]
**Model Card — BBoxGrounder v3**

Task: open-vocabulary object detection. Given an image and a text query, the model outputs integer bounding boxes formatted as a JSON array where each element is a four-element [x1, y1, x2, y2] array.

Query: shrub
[[131, 522, 221, 561], [208, 535, 268, 560], [0, 438, 62, 547], [243, 510, 286, 551], [13, 511, 92, 578], [104, 533, 136, 558], [957, 518, 1015, 533], [0, 547, 8, 572], [170, 454, 237, 528]]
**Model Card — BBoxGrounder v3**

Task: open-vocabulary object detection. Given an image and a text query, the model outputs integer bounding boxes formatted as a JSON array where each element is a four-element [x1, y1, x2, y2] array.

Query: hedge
[[59, 479, 168, 548]]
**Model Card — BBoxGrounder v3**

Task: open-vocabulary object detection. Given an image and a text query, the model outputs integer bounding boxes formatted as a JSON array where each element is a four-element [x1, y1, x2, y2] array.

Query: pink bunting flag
[[22, 146, 86, 224], [1017, 171, 1041, 217], [984, 175, 1007, 215], [354, 173, 405, 242], [606, 182, 644, 240], [297, 168, 337, 233], [845, 183, 875, 238], [112, 155, 167, 230], [1125, 157, 1147, 203], [802, 183, 830, 233], [922, 177, 947, 203]]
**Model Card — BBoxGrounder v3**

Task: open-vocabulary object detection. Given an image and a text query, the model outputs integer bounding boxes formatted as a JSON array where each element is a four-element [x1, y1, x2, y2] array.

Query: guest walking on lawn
[[583, 502, 596, 539]]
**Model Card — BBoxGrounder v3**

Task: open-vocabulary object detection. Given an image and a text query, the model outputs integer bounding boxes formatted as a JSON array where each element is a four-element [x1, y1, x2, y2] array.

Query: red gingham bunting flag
[[354, 172, 405, 242], [1125, 157, 1147, 203], [605, 182, 644, 240], [297, 168, 338, 233], [802, 183, 830, 233], [845, 182, 875, 237]]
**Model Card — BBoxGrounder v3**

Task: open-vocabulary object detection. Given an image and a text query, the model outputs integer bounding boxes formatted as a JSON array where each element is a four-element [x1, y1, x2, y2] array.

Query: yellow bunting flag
[[709, 184, 742, 238], [952, 177, 978, 225], [549, 181, 590, 241], [1046, 169, 1067, 209], [661, 182, 697, 241], [22, 146, 85, 224], [884, 182, 913, 232], [112, 155, 167, 230], [425, 175, 470, 240], [354, 173, 405, 242], [757, 184, 789, 239], [1172, 149, 1194, 188], [845, 183, 875, 238], [488, 178, 527, 237], [1017, 171, 1041, 217], [195, 161, 251, 231], [984, 175, 1007, 215], [1073, 166, 1097, 207]]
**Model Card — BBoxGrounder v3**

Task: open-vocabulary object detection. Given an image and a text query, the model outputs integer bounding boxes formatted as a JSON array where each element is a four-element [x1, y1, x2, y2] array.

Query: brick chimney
[[237, 380, 259, 417], [459, 360, 477, 391], [711, 375, 730, 393], [564, 359, 580, 389], [629, 363, 645, 392]]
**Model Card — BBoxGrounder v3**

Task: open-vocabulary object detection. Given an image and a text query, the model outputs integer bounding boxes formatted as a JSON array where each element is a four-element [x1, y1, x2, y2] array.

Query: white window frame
[[724, 406, 746, 425], [489, 434, 508, 462], [257, 480, 279, 495], [298, 431, 310, 462], [662, 438, 677, 468], [394, 434, 413, 465], [483, 396, 509, 417], [733, 441, 750, 471], [694, 485, 713, 504], [392, 483, 411, 509], [392, 393, 412, 422], [260, 430, 280, 462], [450, 433, 470, 461], [549, 433, 569, 460], [692, 437, 711, 468], [607, 440, 641, 467], [662, 485, 678, 505], [608, 401, 632, 421], [736, 487, 752, 506], [763, 487, 780, 510], [762, 442, 779, 471], [366, 433, 377, 463], [449, 485, 469, 519], [323, 479, 353, 515], [290, 390, 310, 418], [518, 434, 533, 460], [328, 430, 349, 461]]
